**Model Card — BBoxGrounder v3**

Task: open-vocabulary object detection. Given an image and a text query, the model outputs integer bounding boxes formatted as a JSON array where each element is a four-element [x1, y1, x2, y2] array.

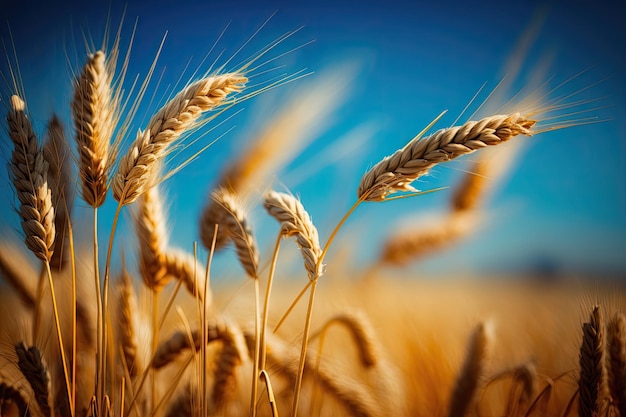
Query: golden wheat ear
[[447, 320, 494, 417], [578, 305, 608, 417], [357, 113, 535, 201], [72, 50, 116, 208], [15, 342, 52, 417], [112, 73, 247, 206], [7, 95, 56, 262], [0, 381, 30, 417]]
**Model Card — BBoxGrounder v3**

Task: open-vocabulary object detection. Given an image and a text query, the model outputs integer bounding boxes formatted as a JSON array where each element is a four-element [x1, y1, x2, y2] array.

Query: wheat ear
[[163, 248, 207, 300], [0, 238, 38, 308], [116, 270, 141, 377], [263, 190, 324, 280], [199, 199, 231, 253], [578, 305, 607, 417], [43, 115, 73, 270], [211, 320, 249, 411], [15, 343, 52, 417], [112, 73, 247, 205], [447, 321, 494, 417], [607, 312, 626, 417], [357, 113, 535, 201], [211, 188, 259, 278], [7, 95, 56, 262], [133, 183, 170, 292], [72, 50, 116, 208], [152, 320, 224, 369], [0, 382, 30, 417]]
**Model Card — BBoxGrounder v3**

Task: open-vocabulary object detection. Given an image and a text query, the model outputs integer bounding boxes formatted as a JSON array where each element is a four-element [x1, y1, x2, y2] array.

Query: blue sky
[[1, 0, 625, 280]]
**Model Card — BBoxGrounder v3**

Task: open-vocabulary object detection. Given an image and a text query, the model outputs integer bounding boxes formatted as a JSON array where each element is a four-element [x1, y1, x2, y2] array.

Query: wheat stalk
[[447, 321, 494, 417], [357, 113, 535, 201], [72, 50, 116, 208], [263, 190, 323, 280], [112, 73, 247, 205], [42, 115, 73, 270], [579, 305, 607, 417], [607, 312, 626, 417], [15, 342, 52, 417], [7, 95, 56, 262]]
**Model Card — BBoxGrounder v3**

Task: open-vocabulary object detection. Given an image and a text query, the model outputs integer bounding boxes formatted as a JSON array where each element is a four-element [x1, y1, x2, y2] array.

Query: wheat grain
[[7, 95, 56, 262], [72, 50, 116, 208], [42, 115, 73, 270], [607, 312, 626, 417], [211, 189, 259, 279], [579, 305, 606, 417], [133, 183, 170, 292], [263, 190, 323, 280], [112, 73, 247, 205], [447, 320, 494, 417], [15, 342, 52, 417], [357, 113, 535, 201]]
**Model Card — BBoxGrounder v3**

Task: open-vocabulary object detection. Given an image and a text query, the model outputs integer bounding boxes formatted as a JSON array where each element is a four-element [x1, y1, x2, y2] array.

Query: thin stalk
[[68, 215, 77, 416], [291, 278, 318, 417], [309, 327, 328, 417], [93, 207, 104, 411], [101, 201, 124, 414], [120, 377, 125, 417], [251, 277, 261, 417], [33, 266, 45, 344], [157, 278, 184, 330], [151, 291, 159, 414], [260, 234, 282, 370], [203, 231, 218, 417], [260, 370, 278, 417], [44, 260, 73, 417]]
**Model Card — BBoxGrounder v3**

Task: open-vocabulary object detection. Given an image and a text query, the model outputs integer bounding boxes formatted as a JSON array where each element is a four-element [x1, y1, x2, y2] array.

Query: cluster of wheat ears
[[0, 18, 624, 417]]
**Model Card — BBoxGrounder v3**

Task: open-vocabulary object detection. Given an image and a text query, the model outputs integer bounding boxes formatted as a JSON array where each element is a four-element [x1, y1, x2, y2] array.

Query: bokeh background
[[1, 0, 625, 282]]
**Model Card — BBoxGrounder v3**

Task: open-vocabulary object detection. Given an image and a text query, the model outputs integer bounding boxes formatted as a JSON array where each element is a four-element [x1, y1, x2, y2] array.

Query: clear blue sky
[[1, 0, 625, 280]]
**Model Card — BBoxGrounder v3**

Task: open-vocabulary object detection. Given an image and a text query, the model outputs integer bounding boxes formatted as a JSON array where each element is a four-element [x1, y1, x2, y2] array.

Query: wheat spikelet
[[607, 312, 626, 417], [263, 190, 323, 280], [211, 319, 249, 411], [0, 382, 30, 417], [112, 73, 247, 205], [133, 183, 170, 292], [211, 189, 259, 278], [152, 320, 224, 369], [163, 248, 208, 301], [357, 113, 535, 201], [379, 211, 476, 266], [447, 320, 494, 417], [116, 269, 141, 377], [72, 50, 116, 208], [42, 115, 73, 270], [15, 343, 52, 417], [579, 305, 607, 417], [7, 95, 56, 262]]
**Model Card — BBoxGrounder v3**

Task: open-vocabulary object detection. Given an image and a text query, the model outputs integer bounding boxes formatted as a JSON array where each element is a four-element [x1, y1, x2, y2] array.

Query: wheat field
[[1, 5, 625, 417]]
